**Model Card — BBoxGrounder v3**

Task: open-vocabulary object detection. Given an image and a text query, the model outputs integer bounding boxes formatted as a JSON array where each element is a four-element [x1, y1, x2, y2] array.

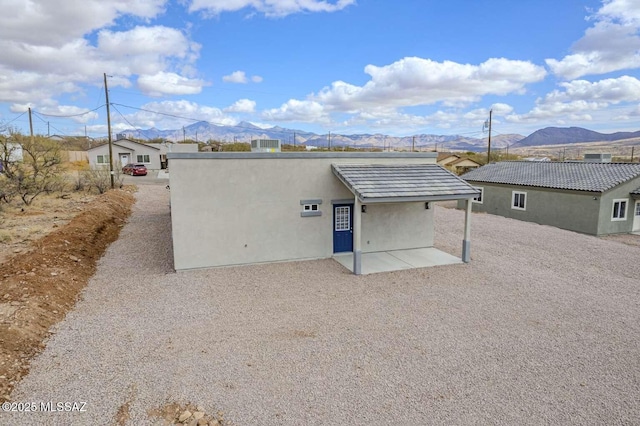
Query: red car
[[122, 163, 148, 176]]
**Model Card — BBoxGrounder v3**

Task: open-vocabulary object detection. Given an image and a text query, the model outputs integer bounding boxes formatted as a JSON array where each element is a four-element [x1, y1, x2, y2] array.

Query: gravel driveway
[[8, 184, 640, 425]]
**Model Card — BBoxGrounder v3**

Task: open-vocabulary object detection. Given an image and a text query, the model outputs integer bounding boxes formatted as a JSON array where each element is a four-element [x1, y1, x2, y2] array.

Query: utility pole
[[104, 73, 114, 190], [486, 109, 493, 163], [328, 131, 331, 150], [632, 146, 635, 163], [195, 131, 198, 143], [47, 121, 50, 137], [28, 107, 34, 144], [412, 136, 415, 152], [183, 126, 186, 143], [293, 132, 296, 147]]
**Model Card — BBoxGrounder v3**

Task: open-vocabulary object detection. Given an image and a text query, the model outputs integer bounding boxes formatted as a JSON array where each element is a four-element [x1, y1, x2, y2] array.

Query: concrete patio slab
[[333, 247, 462, 274]]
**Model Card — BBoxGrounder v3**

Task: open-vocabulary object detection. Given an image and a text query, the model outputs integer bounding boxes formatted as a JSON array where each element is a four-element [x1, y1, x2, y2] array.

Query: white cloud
[[314, 57, 546, 111], [506, 101, 604, 123], [545, 76, 640, 104], [40, 105, 100, 124], [98, 26, 200, 61], [113, 100, 238, 129], [0, 0, 167, 47], [188, 0, 355, 17], [222, 71, 263, 84], [597, 0, 640, 25], [0, 3, 202, 104], [224, 99, 256, 113], [546, 0, 640, 79], [223, 71, 248, 84], [138, 72, 208, 97], [262, 99, 329, 123], [261, 57, 544, 128], [507, 76, 640, 124]]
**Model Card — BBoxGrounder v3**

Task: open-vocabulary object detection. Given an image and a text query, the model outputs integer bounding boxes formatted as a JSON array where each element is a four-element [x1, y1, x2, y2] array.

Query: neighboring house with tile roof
[[167, 152, 480, 274], [459, 161, 640, 235], [437, 152, 481, 175]]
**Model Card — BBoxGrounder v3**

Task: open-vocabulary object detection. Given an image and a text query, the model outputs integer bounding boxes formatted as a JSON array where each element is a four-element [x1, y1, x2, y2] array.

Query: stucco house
[[459, 161, 640, 235], [88, 139, 198, 170], [167, 152, 481, 274], [437, 152, 481, 175]]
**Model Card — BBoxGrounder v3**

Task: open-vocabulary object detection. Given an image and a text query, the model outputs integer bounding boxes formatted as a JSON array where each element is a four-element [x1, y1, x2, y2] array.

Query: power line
[[110, 104, 150, 139], [0, 111, 28, 132], [32, 105, 104, 118]]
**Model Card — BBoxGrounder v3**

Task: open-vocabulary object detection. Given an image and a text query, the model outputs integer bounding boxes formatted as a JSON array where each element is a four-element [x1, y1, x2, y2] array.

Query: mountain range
[[120, 122, 639, 152], [512, 127, 640, 147]]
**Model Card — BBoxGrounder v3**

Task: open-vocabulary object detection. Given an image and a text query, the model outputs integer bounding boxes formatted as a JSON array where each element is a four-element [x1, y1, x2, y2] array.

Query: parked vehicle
[[122, 163, 148, 176]]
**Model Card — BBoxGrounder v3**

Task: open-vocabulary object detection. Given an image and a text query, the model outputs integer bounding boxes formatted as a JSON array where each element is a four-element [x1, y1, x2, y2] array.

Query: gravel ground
[[7, 184, 640, 425]]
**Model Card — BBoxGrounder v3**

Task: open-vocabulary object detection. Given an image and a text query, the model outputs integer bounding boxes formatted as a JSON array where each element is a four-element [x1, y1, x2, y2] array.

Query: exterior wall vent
[[251, 139, 281, 152], [584, 153, 612, 163]]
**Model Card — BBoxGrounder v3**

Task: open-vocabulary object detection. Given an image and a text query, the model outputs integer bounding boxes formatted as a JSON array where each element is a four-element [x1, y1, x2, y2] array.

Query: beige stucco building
[[167, 152, 480, 274]]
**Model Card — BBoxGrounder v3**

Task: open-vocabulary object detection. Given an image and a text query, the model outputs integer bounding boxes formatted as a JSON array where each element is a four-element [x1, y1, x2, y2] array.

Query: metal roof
[[461, 161, 640, 193], [331, 163, 480, 203], [632, 187, 640, 197]]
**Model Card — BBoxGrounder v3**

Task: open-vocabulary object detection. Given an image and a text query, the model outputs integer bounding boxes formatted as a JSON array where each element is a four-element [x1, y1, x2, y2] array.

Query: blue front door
[[333, 204, 353, 253]]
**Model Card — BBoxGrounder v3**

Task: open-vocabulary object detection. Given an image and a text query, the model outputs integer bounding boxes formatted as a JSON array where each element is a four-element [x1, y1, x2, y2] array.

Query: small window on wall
[[300, 200, 322, 217], [512, 191, 526, 210], [473, 187, 484, 204], [136, 155, 150, 163], [612, 199, 628, 221], [97, 155, 109, 164]]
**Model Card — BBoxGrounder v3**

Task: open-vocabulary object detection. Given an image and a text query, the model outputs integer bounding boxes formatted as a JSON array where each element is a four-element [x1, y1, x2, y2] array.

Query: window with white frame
[[300, 199, 322, 217], [472, 187, 484, 204], [612, 199, 628, 221], [136, 154, 150, 163], [302, 204, 319, 212], [512, 191, 526, 210], [96, 155, 109, 164]]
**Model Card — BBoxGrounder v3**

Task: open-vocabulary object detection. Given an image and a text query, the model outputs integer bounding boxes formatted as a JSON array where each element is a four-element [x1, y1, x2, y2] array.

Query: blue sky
[[1, 0, 639, 140]]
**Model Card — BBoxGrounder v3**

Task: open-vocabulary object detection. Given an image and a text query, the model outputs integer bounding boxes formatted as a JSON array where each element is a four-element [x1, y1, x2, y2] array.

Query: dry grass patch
[[0, 190, 99, 264]]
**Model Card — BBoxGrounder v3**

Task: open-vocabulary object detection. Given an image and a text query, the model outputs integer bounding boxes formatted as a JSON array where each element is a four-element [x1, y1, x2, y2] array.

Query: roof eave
[[361, 193, 479, 203]]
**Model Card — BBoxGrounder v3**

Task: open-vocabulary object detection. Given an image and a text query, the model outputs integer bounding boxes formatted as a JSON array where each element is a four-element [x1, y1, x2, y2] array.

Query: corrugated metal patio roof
[[331, 163, 480, 203]]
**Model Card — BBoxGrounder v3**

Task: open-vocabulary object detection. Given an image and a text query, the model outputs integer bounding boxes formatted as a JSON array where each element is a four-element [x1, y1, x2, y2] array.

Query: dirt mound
[[0, 189, 135, 402]]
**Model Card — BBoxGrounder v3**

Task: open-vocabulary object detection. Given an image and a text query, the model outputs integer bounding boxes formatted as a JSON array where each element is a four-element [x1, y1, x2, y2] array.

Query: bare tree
[[83, 166, 124, 194], [0, 131, 63, 205]]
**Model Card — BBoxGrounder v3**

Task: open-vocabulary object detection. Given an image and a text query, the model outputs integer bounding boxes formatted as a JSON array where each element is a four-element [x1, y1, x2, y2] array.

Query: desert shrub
[[84, 166, 124, 194], [1, 133, 64, 205]]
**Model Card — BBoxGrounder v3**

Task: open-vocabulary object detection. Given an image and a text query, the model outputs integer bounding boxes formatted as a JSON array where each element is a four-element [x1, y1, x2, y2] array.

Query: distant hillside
[[120, 121, 524, 152], [514, 127, 640, 147]]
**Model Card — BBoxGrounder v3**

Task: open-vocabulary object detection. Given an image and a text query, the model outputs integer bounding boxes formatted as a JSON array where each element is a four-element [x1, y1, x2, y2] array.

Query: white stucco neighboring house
[[167, 152, 480, 274], [0, 142, 23, 173], [87, 139, 198, 170]]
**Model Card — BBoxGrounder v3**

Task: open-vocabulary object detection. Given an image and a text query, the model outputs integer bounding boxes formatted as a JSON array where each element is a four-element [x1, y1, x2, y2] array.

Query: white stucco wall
[[114, 140, 161, 169], [88, 139, 162, 169], [168, 152, 438, 271]]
